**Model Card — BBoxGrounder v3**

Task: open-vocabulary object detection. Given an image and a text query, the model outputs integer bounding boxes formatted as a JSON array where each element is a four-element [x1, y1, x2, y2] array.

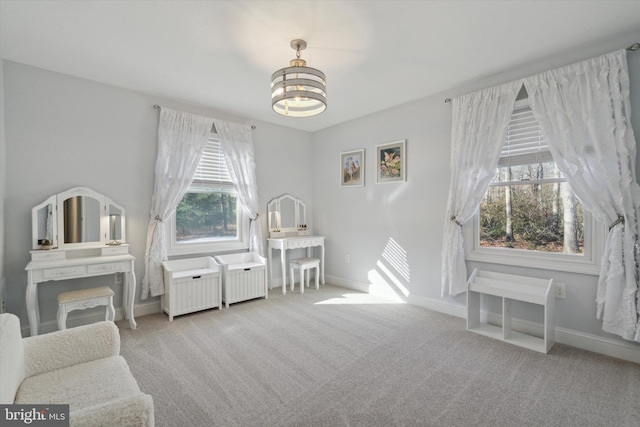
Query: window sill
[[466, 248, 600, 276], [167, 240, 248, 257]]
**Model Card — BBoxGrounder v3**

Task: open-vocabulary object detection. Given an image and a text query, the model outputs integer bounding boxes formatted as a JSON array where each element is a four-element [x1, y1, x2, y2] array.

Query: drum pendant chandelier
[[271, 39, 327, 117]]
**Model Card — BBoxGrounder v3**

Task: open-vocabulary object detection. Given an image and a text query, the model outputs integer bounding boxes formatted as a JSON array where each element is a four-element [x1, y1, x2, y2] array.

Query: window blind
[[498, 100, 553, 167], [191, 136, 233, 190]]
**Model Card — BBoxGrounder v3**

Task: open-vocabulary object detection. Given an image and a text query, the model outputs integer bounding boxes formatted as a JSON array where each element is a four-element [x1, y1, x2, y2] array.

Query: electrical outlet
[[114, 272, 123, 285], [555, 283, 566, 299], [344, 253, 351, 263]]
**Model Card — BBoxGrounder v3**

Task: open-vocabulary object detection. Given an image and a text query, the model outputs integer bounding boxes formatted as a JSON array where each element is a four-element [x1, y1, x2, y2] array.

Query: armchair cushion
[[16, 356, 140, 408], [70, 394, 154, 427], [0, 314, 25, 404], [0, 313, 153, 426], [23, 320, 120, 378]]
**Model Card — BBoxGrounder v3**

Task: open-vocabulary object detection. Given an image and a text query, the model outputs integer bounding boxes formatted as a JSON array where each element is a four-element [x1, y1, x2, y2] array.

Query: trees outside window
[[478, 99, 584, 256], [480, 162, 583, 254], [176, 191, 237, 242], [168, 136, 249, 255]]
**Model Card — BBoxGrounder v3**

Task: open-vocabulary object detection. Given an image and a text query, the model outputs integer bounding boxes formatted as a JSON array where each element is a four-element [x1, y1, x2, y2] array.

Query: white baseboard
[[325, 274, 370, 293], [21, 300, 164, 336], [22, 308, 131, 336], [326, 274, 467, 318], [326, 274, 640, 364], [554, 326, 640, 364], [134, 299, 162, 318]]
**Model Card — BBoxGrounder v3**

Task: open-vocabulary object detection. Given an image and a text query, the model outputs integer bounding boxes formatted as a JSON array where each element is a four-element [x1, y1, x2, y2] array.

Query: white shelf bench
[[162, 257, 221, 321], [215, 252, 268, 308], [466, 268, 555, 354]]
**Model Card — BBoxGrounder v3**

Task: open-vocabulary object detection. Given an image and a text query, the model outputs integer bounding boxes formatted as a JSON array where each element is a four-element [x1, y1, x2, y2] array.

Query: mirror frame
[[267, 194, 307, 237], [31, 187, 127, 250], [57, 187, 105, 248], [31, 195, 58, 250], [106, 196, 126, 245]]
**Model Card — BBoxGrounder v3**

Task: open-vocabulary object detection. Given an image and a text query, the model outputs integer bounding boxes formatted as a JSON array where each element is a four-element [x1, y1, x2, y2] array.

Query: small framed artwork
[[340, 149, 365, 187], [376, 140, 406, 183]]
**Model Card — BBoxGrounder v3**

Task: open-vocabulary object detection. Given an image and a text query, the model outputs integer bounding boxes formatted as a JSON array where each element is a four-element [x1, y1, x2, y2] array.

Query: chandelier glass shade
[[271, 39, 327, 117]]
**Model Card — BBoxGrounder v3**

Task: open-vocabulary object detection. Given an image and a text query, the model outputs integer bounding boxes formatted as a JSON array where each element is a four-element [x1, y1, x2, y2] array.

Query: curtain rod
[[153, 104, 256, 129], [443, 42, 640, 104]]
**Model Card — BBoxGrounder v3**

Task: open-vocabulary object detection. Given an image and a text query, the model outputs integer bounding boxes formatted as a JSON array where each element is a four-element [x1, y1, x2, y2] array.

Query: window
[[167, 136, 249, 255], [465, 99, 604, 274]]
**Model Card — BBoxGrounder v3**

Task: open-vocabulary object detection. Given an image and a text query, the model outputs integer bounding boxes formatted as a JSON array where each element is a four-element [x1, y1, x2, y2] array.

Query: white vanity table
[[25, 187, 137, 336], [266, 194, 325, 292]]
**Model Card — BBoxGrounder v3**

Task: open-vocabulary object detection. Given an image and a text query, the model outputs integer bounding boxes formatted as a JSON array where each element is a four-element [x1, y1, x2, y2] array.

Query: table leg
[[125, 262, 137, 330], [268, 244, 273, 290], [321, 244, 325, 284], [122, 273, 129, 321], [280, 249, 287, 293], [26, 271, 39, 336]]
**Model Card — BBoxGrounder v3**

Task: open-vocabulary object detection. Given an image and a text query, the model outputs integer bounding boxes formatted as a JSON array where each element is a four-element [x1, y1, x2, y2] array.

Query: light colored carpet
[[118, 285, 640, 426]]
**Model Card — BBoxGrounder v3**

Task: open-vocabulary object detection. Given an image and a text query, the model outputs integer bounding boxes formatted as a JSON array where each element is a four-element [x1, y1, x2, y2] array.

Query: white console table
[[267, 236, 325, 292], [25, 248, 137, 336], [26, 249, 136, 336]]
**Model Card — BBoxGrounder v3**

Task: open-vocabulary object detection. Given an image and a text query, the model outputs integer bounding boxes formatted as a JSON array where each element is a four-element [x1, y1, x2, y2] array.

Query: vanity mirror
[[62, 194, 101, 244], [32, 195, 57, 249], [31, 187, 127, 250], [267, 194, 308, 238]]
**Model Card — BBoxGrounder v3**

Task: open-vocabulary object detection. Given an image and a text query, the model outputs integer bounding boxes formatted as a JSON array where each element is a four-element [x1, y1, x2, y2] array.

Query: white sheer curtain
[[524, 49, 640, 341], [141, 108, 214, 299], [213, 118, 264, 256], [441, 81, 521, 296]]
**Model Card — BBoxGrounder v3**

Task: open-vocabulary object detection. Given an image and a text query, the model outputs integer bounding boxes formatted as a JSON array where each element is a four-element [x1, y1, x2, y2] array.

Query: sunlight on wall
[[316, 237, 412, 305], [382, 237, 411, 282], [373, 261, 409, 297], [365, 237, 412, 301]]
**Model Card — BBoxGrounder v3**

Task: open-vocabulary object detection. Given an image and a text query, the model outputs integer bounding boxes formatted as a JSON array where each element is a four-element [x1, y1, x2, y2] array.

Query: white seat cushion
[[58, 286, 114, 304], [15, 355, 140, 411], [290, 257, 320, 266]]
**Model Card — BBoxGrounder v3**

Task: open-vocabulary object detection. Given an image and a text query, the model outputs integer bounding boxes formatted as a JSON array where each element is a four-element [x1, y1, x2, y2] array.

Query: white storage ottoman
[[215, 252, 268, 308], [162, 256, 222, 321]]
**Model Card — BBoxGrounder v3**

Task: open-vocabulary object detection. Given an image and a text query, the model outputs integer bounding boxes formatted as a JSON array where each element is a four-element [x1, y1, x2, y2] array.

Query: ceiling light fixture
[[271, 39, 327, 117]]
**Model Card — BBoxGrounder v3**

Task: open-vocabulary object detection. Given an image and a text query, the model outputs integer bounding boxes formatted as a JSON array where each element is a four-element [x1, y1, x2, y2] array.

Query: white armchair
[[0, 313, 154, 426]]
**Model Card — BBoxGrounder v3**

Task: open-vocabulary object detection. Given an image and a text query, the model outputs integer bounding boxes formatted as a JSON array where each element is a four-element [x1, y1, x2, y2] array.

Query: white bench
[[57, 286, 115, 330], [466, 268, 555, 353], [215, 252, 268, 308], [289, 257, 320, 294], [162, 257, 221, 321]]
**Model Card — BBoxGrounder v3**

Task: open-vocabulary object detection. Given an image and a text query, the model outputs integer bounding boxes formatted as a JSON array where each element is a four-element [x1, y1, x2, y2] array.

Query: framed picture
[[340, 149, 365, 187], [376, 140, 406, 183]]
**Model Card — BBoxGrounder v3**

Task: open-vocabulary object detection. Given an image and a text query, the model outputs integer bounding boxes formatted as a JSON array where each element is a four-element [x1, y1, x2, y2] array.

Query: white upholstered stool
[[289, 257, 320, 294], [57, 286, 115, 330]]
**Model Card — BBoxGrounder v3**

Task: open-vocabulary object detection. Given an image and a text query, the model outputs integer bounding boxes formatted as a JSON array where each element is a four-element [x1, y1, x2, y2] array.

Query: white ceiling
[[2, 1, 640, 132]]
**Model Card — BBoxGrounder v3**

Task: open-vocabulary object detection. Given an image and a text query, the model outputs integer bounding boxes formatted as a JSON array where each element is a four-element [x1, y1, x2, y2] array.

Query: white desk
[[25, 248, 137, 336], [267, 236, 325, 293]]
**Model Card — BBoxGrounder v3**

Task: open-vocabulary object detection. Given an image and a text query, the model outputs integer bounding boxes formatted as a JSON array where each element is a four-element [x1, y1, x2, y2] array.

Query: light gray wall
[[4, 30, 640, 351], [0, 48, 6, 312], [2, 60, 312, 330], [311, 31, 640, 345]]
